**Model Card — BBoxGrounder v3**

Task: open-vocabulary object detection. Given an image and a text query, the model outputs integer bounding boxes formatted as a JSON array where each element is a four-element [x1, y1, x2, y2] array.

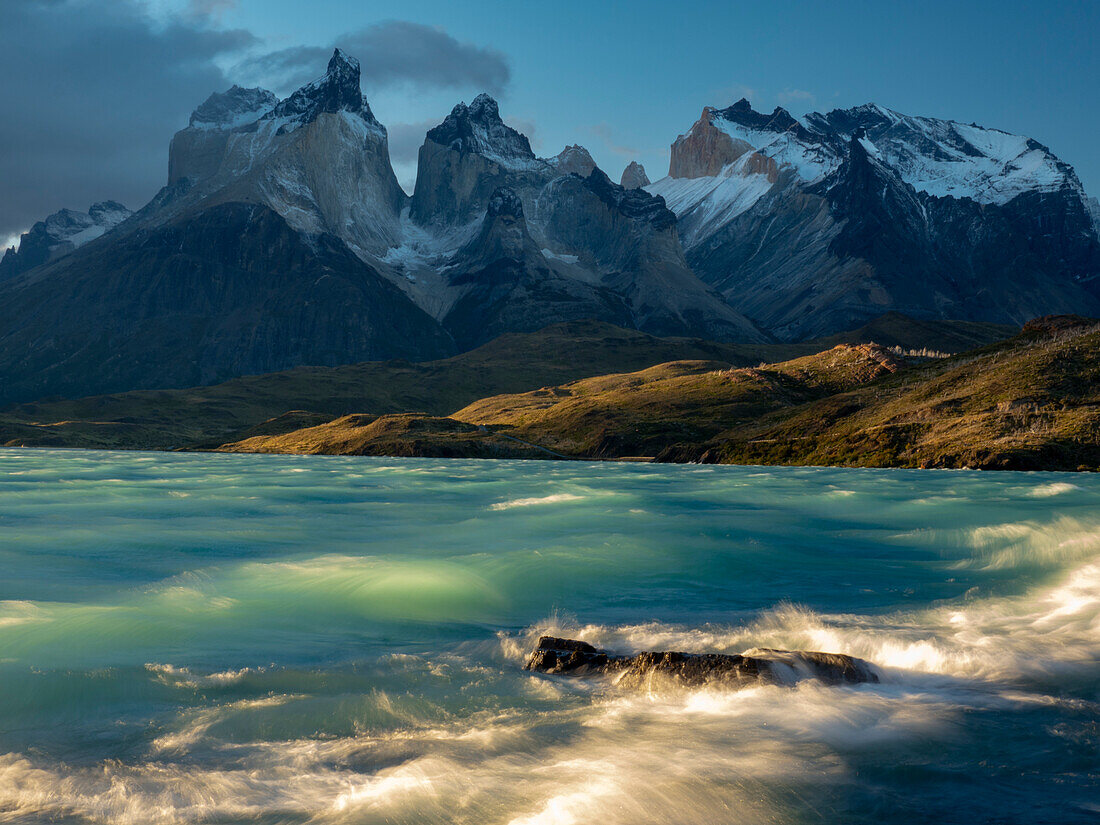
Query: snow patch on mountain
[[710, 113, 840, 184], [189, 86, 277, 131], [647, 157, 775, 247]]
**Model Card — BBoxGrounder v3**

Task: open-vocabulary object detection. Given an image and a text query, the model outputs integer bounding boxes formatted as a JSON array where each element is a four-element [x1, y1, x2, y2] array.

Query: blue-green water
[[1, 449, 1098, 824]]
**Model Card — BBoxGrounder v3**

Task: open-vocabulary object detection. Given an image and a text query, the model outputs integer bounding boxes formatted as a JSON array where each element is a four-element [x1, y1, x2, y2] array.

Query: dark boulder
[[524, 635, 879, 687]]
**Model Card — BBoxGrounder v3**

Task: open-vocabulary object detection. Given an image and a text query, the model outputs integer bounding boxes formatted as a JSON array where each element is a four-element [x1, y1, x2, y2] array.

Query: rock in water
[[523, 636, 879, 687]]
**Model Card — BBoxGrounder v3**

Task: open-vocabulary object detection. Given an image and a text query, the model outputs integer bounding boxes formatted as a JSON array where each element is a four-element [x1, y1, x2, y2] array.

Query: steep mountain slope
[[0, 202, 452, 405], [395, 94, 766, 345], [649, 100, 1100, 338]]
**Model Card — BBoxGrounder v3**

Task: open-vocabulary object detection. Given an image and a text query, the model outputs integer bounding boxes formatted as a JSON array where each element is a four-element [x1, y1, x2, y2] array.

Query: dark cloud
[[0, 0, 253, 236], [0, 7, 511, 238], [239, 21, 510, 96]]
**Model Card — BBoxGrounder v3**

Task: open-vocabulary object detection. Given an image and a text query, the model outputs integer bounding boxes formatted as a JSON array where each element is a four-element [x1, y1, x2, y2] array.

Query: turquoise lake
[[1, 449, 1098, 823]]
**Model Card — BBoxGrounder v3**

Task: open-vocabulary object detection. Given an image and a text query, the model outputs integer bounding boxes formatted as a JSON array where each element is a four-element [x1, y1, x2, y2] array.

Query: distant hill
[[0, 314, 1025, 462], [220, 317, 1098, 471], [0, 321, 790, 450], [664, 316, 1100, 471]]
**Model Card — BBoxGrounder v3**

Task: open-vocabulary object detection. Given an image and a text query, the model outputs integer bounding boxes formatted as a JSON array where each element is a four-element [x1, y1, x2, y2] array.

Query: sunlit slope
[[0, 321, 783, 450], [231, 344, 904, 460], [225, 317, 1099, 470], [668, 317, 1100, 470]]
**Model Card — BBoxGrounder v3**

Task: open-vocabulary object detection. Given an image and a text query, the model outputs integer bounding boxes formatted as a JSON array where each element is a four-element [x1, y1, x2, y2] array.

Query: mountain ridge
[[1, 51, 1096, 405]]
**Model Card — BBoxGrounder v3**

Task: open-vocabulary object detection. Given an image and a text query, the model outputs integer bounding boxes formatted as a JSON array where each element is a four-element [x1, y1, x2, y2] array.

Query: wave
[[490, 493, 586, 510]]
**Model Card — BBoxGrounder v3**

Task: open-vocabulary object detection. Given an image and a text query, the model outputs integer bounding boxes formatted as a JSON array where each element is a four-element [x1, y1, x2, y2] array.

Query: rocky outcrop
[[620, 161, 650, 189], [669, 107, 750, 178], [550, 144, 597, 177], [0, 201, 131, 282], [409, 94, 551, 227], [524, 636, 879, 687], [161, 48, 406, 256]]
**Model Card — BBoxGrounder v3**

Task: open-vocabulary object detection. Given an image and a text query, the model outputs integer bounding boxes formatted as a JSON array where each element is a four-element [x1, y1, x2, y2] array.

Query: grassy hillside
[[229, 344, 905, 460], [223, 318, 1099, 471], [450, 345, 902, 458], [225, 414, 553, 459], [0, 314, 1017, 454], [665, 317, 1100, 471], [0, 321, 788, 450]]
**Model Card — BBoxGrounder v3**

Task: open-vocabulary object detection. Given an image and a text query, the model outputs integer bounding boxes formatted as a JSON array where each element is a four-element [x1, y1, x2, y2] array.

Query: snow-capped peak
[[188, 85, 277, 131], [663, 98, 1084, 207], [549, 144, 597, 177]]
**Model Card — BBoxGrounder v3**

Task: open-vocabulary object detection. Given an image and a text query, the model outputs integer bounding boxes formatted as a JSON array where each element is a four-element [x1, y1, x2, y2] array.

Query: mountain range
[[1, 48, 1097, 406]]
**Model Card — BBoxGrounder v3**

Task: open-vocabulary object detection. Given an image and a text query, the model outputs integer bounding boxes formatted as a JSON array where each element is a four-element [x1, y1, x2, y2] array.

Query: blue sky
[[2, 0, 1097, 244]]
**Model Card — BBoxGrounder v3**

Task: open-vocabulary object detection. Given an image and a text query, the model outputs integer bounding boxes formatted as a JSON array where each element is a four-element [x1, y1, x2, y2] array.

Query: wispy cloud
[[589, 122, 638, 158], [777, 88, 816, 107], [237, 21, 510, 96]]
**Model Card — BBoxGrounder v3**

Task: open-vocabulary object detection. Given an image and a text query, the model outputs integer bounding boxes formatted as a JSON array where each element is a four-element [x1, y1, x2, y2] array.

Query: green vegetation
[[0, 321, 793, 450], [6, 313, 1063, 469]]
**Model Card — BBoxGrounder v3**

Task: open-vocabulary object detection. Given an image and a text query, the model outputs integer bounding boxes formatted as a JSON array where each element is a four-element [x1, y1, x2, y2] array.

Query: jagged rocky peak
[[583, 168, 676, 231], [188, 85, 277, 131], [424, 93, 535, 165], [620, 161, 650, 189], [264, 48, 382, 131], [1089, 197, 1100, 233], [668, 106, 749, 179], [458, 185, 533, 266], [551, 144, 597, 177], [717, 98, 812, 139]]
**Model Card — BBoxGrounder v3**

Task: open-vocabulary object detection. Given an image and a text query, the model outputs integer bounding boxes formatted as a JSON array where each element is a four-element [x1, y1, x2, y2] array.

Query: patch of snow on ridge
[[710, 116, 841, 184], [877, 119, 1066, 204], [540, 248, 579, 264], [647, 156, 776, 247]]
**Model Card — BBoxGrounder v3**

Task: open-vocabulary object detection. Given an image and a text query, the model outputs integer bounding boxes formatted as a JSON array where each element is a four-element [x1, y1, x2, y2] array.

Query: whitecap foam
[[490, 493, 586, 510]]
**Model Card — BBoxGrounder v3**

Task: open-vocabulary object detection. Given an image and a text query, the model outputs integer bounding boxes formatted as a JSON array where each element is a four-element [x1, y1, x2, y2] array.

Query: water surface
[[1, 449, 1098, 823]]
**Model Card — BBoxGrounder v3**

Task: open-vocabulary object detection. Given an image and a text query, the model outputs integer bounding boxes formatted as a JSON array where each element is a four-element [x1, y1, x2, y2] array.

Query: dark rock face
[[442, 187, 634, 349], [524, 636, 879, 687], [424, 93, 534, 160], [534, 171, 765, 342], [0, 203, 453, 405]]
